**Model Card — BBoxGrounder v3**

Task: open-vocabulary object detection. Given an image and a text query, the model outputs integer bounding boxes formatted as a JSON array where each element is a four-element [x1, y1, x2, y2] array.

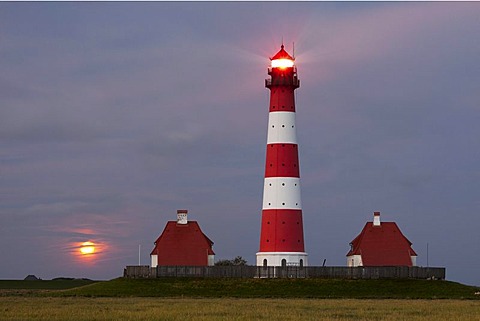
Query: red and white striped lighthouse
[[256, 45, 308, 267]]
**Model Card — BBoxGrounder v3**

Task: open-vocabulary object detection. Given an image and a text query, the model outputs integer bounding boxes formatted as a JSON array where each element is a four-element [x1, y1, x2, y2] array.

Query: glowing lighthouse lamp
[[270, 57, 295, 69], [256, 45, 308, 268]]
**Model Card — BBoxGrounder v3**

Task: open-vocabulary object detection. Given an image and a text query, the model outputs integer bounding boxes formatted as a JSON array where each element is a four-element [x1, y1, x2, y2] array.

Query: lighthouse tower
[[256, 45, 308, 267]]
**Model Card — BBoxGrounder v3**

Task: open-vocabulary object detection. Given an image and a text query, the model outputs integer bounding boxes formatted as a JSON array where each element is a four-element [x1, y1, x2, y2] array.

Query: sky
[[1, 2, 479, 286]]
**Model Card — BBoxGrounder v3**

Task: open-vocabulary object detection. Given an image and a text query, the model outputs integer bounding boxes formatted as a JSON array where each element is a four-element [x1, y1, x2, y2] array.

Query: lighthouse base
[[256, 252, 308, 267]]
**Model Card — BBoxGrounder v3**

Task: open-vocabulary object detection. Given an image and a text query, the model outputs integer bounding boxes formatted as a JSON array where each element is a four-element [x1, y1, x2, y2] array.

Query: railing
[[124, 265, 446, 280], [265, 78, 300, 88]]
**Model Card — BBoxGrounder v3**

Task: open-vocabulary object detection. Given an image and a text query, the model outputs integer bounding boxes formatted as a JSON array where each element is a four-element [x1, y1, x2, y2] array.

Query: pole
[[426, 243, 429, 268], [138, 244, 141, 266]]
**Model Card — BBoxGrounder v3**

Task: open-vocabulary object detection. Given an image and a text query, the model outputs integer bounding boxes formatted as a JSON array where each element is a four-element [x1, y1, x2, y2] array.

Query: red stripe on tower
[[257, 45, 308, 267]]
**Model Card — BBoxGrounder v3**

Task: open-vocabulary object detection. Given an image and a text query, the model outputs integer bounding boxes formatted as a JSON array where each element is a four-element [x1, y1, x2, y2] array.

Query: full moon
[[80, 241, 95, 255]]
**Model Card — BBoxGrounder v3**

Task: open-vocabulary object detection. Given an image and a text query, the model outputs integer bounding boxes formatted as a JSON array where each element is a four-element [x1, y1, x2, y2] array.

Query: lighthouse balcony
[[265, 78, 300, 89]]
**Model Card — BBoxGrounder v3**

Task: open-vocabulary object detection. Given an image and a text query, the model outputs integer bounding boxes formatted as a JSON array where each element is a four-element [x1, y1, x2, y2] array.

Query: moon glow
[[79, 241, 95, 255]]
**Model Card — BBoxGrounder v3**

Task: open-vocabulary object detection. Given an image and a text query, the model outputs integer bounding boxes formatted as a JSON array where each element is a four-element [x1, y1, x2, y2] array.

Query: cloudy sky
[[1, 2, 479, 285]]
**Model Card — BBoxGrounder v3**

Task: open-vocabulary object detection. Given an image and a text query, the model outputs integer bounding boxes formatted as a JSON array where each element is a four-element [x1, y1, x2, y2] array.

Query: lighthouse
[[256, 45, 308, 267]]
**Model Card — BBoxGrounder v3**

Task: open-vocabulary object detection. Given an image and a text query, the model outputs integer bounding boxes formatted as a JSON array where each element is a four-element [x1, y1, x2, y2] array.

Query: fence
[[124, 265, 445, 280]]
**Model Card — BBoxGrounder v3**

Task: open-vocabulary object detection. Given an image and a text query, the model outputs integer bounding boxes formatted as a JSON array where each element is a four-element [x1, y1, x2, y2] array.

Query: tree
[[214, 256, 248, 266]]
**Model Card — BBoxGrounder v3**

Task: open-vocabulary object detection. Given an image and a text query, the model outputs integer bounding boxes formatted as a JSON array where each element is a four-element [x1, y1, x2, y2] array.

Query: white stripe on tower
[[263, 177, 302, 210], [267, 112, 297, 144]]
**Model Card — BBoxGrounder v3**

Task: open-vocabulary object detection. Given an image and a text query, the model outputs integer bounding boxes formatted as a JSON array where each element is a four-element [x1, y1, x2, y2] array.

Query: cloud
[[1, 2, 479, 284]]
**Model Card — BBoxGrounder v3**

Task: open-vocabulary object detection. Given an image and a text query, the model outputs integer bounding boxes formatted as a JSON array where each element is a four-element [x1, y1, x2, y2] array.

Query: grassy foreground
[[56, 278, 480, 300], [1, 297, 480, 321], [1, 279, 479, 321]]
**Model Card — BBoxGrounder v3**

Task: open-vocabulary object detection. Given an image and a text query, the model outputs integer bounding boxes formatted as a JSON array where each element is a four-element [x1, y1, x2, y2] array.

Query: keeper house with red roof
[[346, 212, 417, 267], [150, 210, 215, 267]]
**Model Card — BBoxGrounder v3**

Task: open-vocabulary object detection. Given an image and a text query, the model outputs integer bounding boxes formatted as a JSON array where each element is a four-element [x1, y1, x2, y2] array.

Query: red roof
[[347, 222, 417, 266], [270, 44, 294, 61], [151, 221, 214, 266]]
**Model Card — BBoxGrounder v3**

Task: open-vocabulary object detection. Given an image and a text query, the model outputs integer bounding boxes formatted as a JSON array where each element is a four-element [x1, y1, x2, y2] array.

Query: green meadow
[[1, 297, 480, 321], [57, 277, 480, 300], [1, 278, 479, 321]]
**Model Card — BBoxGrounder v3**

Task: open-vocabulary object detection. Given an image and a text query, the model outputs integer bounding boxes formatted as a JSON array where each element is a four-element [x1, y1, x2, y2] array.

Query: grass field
[[1, 297, 480, 321], [57, 277, 480, 300], [1, 278, 479, 320]]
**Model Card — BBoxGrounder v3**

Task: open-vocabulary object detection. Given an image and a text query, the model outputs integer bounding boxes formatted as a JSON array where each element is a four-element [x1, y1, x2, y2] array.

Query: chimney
[[177, 209, 188, 224], [373, 211, 381, 226]]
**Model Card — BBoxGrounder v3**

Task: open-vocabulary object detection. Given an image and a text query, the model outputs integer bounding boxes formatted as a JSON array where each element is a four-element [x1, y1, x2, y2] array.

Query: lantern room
[[266, 45, 299, 89]]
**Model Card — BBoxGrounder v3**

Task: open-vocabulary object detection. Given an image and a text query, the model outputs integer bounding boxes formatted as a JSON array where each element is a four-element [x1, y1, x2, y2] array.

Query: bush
[[215, 256, 248, 266]]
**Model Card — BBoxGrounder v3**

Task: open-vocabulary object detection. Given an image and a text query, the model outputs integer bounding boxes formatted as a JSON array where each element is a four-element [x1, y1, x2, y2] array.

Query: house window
[[300, 259, 304, 268], [281, 259, 287, 267]]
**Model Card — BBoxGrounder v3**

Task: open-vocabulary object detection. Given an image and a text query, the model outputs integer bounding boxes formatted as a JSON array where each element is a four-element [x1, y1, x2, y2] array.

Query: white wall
[[267, 112, 297, 144], [263, 177, 302, 210], [150, 254, 158, 268], [256, 252, 308, 267], [346, 255, 363, 267], [208, 255, 215, 266]]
